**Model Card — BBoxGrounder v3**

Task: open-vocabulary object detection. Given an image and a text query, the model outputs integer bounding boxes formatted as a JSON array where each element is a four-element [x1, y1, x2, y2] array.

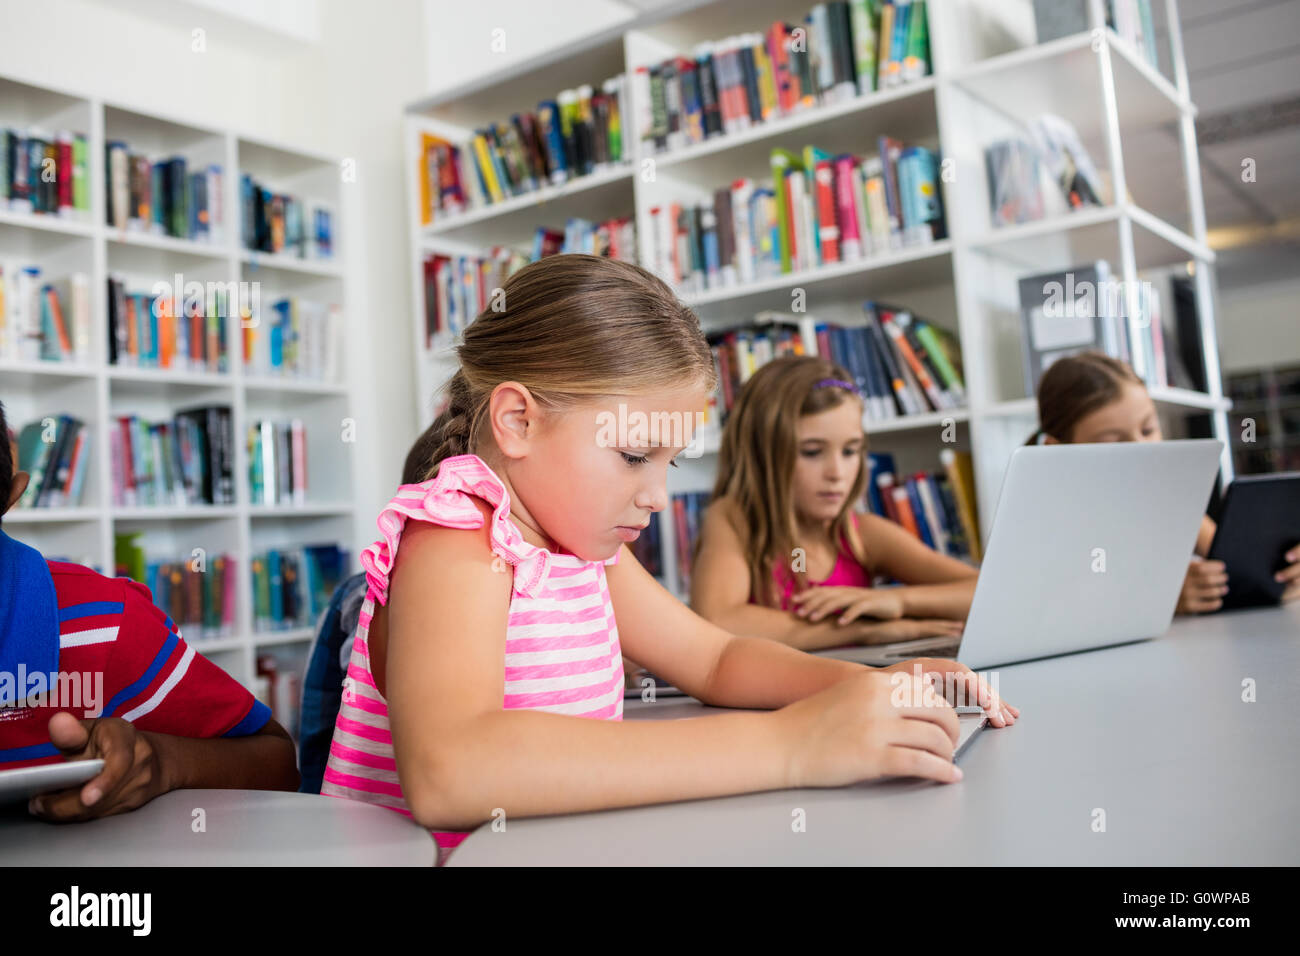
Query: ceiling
[[1178, 0, 1300, 289]]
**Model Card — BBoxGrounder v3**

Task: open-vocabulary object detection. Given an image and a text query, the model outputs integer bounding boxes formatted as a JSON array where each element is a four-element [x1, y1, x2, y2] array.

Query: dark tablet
[[1207, 472, 1300, 609]]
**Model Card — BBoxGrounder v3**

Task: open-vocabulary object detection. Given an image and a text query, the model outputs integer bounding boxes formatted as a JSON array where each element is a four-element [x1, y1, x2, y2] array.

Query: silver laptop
[[819, 440, 1224, 670]]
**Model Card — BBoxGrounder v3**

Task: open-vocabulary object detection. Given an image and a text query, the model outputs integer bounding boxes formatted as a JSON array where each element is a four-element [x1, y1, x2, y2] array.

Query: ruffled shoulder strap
[[359, 453, 616, 604]]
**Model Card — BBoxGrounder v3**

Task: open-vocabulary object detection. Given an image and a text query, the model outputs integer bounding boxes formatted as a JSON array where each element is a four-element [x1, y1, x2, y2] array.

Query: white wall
[[0, 0, 428, 551], [421, 0, 634, 93], [1219, 278, 1300, 373]]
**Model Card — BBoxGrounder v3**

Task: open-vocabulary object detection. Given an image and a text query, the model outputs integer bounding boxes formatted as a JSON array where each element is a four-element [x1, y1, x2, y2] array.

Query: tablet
[[0, 760, 105, 807], [1208, 472, 1300, 610]]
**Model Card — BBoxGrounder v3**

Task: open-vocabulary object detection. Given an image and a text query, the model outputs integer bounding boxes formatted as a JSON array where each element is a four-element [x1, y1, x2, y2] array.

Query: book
[[240, 173, 331, 260], [985, 139, 1045, 227], [940, 448, 981, 562], [14, 414, 92, 509], [107, 276, 229, 372], [0, 263, 90, 364], [1017, 261, 1132, 393], [111, 406, 233, 507], [247, 418, 309, 506], [656, 135, 946, 292], [250, 544, 349, 633], [639, 5, 931, 158]]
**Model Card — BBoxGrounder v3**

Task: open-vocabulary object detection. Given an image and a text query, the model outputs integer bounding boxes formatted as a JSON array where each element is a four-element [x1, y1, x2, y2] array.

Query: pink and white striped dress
[[320, 453, 624, 859]]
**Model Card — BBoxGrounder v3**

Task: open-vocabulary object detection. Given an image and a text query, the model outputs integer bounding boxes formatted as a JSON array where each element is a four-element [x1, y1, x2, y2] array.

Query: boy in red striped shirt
[[1, 401, 298, 819]]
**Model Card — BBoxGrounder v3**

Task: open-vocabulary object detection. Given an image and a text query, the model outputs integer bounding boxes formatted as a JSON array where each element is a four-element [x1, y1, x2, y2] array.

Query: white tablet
[[0, 760, 105, 806]]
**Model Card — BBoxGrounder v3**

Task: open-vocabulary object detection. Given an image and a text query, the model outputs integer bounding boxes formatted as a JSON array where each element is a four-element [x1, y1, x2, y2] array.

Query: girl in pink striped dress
[[322, 255, 1016, 865]]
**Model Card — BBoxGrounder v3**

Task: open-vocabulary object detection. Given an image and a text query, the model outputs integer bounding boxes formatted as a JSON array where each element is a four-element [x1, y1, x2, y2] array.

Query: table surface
[[0, 789, 436, 866], [448, 603, 1300, 866]]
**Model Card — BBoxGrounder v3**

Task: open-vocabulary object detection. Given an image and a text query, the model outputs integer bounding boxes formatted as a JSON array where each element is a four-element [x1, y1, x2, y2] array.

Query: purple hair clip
[[813, 378, 860, 395]]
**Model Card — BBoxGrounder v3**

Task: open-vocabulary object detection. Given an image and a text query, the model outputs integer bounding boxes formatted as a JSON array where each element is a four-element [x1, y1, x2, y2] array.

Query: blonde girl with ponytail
[[322, 254, 1015, 862]]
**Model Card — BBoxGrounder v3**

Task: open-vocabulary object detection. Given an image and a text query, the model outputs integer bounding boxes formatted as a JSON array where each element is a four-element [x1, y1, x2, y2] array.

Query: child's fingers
[[46, 712, 92, 754], [1274, 562, 1300, 584], [79, 723, 134, 808], [28, 785, 94, 821], [837, 598, 886, 624], [1196, 567, 1229, 587], [883, 744, 962, 783]]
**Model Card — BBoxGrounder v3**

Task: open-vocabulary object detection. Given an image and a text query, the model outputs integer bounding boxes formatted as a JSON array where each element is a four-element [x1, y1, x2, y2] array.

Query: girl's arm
[[384, 515, 835, 831], [612, 545, 1013, 723], [857, 514, 978, 619], [689, 500, 915, 649]]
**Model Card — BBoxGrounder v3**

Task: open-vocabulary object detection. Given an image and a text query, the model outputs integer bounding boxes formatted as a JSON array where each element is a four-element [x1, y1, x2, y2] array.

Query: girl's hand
[[1275, 545, 1300, 604], [29, 713, 168, 821], [792, 586, 904, 624], [778, 669, 963, 788], [846, 617, 964, 646], [878, 657, 1019, 728], [1176, 558, 1228, 614]]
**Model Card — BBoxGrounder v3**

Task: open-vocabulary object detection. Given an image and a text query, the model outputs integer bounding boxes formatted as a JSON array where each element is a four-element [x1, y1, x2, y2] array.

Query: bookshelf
[[1225, 364, 1300, 476], [402, 0, 1233, 601], [1, 71, 360, 716]]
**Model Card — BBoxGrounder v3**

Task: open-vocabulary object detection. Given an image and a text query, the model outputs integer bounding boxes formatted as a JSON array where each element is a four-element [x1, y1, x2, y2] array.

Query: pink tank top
[[753, 518, 871, 611], [320, 453, 623, 861]]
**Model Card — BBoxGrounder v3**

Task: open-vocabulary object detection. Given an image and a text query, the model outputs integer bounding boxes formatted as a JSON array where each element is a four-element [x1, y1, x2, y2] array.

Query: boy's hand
[[1275, 545, 1300, 604], [1176, 558, 1228, 614], [792, 586, 904, 624], [878, 657, 1019, 728], [28, 713, 169, 821]]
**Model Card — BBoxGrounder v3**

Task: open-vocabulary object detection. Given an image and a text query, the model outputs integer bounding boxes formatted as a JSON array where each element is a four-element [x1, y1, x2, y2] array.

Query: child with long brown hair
[[1028, 350, 1300, 613], [691, 355, 979, 651], [321, 255, 1015, 862]]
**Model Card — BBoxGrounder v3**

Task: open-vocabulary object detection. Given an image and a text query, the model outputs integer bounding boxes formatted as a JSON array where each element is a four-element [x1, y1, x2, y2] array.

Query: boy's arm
[[32, 573, 303, 819], [31, 713, 298, 820], [148, 717, 299, 792]]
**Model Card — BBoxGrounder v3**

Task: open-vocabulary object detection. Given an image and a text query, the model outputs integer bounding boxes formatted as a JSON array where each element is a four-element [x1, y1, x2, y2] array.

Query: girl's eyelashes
[[799, 446, 863, 458], [620, 451, 680, 468]]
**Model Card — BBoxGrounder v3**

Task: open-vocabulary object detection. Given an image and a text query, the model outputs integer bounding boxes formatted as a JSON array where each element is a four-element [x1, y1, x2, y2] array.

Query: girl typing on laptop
[[690, 356, 979, 651], [1027, 351, 1300, 612], [320, 257, 1015, 864]]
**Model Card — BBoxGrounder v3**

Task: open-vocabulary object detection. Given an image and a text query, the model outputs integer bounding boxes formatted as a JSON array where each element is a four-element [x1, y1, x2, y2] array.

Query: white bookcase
[[1, 71, 360, 692], [403, 0, 1232, 600]]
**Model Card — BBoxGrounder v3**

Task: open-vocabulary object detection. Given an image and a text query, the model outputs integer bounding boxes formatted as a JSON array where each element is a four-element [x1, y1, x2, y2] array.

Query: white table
[[1, 789, 436, 866], [447, 604, 1300, 865]]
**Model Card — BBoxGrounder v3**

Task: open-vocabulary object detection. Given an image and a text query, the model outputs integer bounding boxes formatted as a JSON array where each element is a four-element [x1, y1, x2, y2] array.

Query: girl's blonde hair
[[1027, 351, 1144, 445], [708, 355, 868, 608], [416, 254, 717, 481]]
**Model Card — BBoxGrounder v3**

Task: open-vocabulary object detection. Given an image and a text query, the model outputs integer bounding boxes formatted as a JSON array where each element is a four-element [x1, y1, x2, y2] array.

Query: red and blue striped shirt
[[0, 555, 270, 769]]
